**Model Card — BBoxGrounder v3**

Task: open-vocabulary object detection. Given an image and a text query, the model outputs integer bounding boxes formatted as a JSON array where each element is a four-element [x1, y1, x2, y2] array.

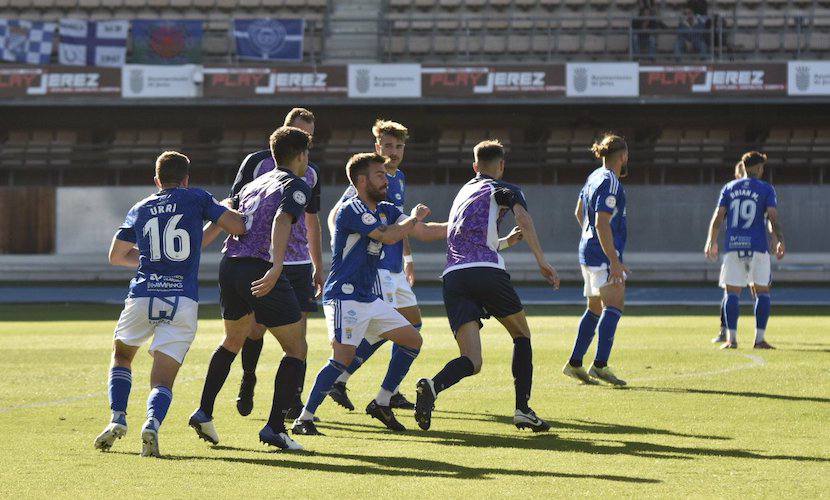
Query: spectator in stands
[[632, 7, 665, 60], [688, 0, 708, 16], [674, 7, 708, 57]]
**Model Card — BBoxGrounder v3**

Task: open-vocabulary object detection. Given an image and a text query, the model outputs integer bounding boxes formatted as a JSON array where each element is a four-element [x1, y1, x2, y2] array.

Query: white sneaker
[[188, 410, 219, 445], [562, 363, 599, 385], [94, 422, 127, 451], [588, 364, 627, 387], [141, 426, 161, 458]]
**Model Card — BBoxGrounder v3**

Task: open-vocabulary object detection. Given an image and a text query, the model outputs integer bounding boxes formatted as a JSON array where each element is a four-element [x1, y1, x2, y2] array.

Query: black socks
[[199, 346, 237, 418], [432, 356, 475, 394], [512, 337, 533, 413]]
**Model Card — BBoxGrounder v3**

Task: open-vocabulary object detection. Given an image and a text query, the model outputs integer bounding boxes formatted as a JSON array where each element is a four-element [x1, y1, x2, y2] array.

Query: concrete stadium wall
[[57, 185, 830, 255]]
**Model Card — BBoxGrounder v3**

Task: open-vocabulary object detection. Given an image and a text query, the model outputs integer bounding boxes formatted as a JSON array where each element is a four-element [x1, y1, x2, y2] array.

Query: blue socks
[[595, 307, 623, 368], [109, 366, 132, 421], [755, 293, 771, 344], [301, 359, 347, 418], [725, 293, 740, 343], [146, 386, 172, 429], [570, 310, 600, 367], [381, 346, 419, 393]]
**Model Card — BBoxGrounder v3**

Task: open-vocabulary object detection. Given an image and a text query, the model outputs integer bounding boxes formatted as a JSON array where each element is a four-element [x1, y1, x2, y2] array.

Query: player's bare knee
[[470, 355, 483, 374], [221, 333, 246, 353], [248, 324, 267, 341]]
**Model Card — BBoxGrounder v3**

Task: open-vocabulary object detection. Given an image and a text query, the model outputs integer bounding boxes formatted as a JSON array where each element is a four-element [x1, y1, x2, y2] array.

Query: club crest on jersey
[[605, 196, 617, 209], [362, 213, 377, 225], [341, 283, 354, 294], [292, 190, 307, 205]]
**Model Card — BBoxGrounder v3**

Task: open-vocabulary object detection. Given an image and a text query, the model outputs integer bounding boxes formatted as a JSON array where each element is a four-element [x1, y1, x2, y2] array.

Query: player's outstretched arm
[[410, 221, 448, 242], [368, 204, 430, 244], [497, 225, 523, 251], [251, 212, 293, 298], [766, 207, 786, 260], [513, 205, 560, 288], [216, 210, 247, 236], [108, 236, 140, 268], [704, 206, 726, 261], [595, 211, 629, 285]]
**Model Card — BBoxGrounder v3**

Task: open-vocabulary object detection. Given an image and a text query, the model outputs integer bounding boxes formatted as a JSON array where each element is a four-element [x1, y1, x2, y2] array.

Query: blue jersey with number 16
[[116, 187, 228, 302], [717, 177, 777, 253]]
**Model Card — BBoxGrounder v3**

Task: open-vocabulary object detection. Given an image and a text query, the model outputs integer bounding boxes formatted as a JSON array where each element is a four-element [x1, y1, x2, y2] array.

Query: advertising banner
[[787, 61, 830, 96], [566, 62, 639, 97], [640, 63, 786, 95], [203, 65, 346, 98], [422, 65, 565, 97], [0, 66, 120, 97], [347, 64, 421, 98], [121, 64, 199, 98]]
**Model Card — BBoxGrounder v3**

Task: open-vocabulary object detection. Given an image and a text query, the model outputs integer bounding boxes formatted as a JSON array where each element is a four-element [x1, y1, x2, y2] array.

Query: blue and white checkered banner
[[233, 19, 304, 62], [59, 19, 128, 67], [0, 19, 56, 65]]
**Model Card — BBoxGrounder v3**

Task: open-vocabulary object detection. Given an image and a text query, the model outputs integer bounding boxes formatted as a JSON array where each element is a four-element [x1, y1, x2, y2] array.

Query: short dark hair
[[346, 152, 386, 185], [741, 151, 767, 170], [155, 151, 190, 186], [474, 140, 505, 165], [591, 133, 628, 159], [269, 126, 311, 165], [372, 119, 409, 143], [284, 107, 315, 127]]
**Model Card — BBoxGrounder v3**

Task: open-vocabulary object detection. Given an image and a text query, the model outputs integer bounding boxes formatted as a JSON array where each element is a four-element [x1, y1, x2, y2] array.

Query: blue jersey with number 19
[[717, 177, 777, 253], [116, 187, 227, 302]]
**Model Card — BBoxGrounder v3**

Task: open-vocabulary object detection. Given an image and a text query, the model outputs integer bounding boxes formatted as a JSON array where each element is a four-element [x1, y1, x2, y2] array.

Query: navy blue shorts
[[283, 263, 319, 313], [442, 267, 524, 334], [219, 257, 301, 328]]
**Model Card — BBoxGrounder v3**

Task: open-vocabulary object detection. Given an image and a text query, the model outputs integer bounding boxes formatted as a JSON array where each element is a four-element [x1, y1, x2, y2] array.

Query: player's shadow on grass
[[318, 421, 829, 464], [151, 450, 660, 483], [430, 410, 731, 440], [631, 386, 830, 404]]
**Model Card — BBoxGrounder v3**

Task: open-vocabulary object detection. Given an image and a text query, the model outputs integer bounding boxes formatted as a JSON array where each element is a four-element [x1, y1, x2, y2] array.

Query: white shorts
[[378, 269, 418, 309], [581, 264, 627, 297], [324, 298, 411, 347], [113, 296, 198, 364], [719, 251, 772, 288]]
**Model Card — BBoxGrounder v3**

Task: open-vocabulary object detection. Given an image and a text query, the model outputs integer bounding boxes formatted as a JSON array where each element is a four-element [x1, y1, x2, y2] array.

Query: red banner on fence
[[422, 65, 566, 97], [203, 65, 347, 98], [639, 63, 787, 96], [0, 66, 120, 97]]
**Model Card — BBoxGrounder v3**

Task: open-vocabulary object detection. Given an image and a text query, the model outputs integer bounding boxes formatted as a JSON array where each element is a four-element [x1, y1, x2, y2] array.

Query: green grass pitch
[[0, 304, 828, 497]]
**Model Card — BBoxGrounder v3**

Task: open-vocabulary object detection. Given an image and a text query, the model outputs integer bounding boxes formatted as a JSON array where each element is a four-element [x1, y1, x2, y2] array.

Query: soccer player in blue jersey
[[414, 140, 559, 433], [712, 160, 780, 344], [94, 151, 246, 457], [563, 134, 630, 387], [325, 120, 420, 413], [218, 108, 323, 420], [292, 153, 445, 435], [190, 126, 314, 451], [705, 151, 785, 349]]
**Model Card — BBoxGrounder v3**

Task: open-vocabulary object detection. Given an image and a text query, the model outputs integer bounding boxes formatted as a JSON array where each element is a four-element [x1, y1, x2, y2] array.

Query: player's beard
[[619, 158, 629, 178], [367, 184, 387, 204]]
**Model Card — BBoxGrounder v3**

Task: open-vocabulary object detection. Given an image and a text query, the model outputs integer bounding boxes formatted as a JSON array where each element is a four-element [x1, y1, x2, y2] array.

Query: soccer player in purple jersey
[[218, 108, 323, 420], [189, 127, 314, 451], [705, 151, 785, 350], [94, 152, 246, 457], [414, 140, 559, 433]]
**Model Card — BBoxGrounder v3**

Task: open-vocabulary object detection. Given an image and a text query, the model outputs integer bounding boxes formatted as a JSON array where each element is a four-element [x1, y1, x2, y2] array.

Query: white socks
[[336, 371, 351, 384], [298, 408, 314, 421], [755, 328, 766, 344], [727, 329, 737, 343], [375, 388, 394, 406]]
